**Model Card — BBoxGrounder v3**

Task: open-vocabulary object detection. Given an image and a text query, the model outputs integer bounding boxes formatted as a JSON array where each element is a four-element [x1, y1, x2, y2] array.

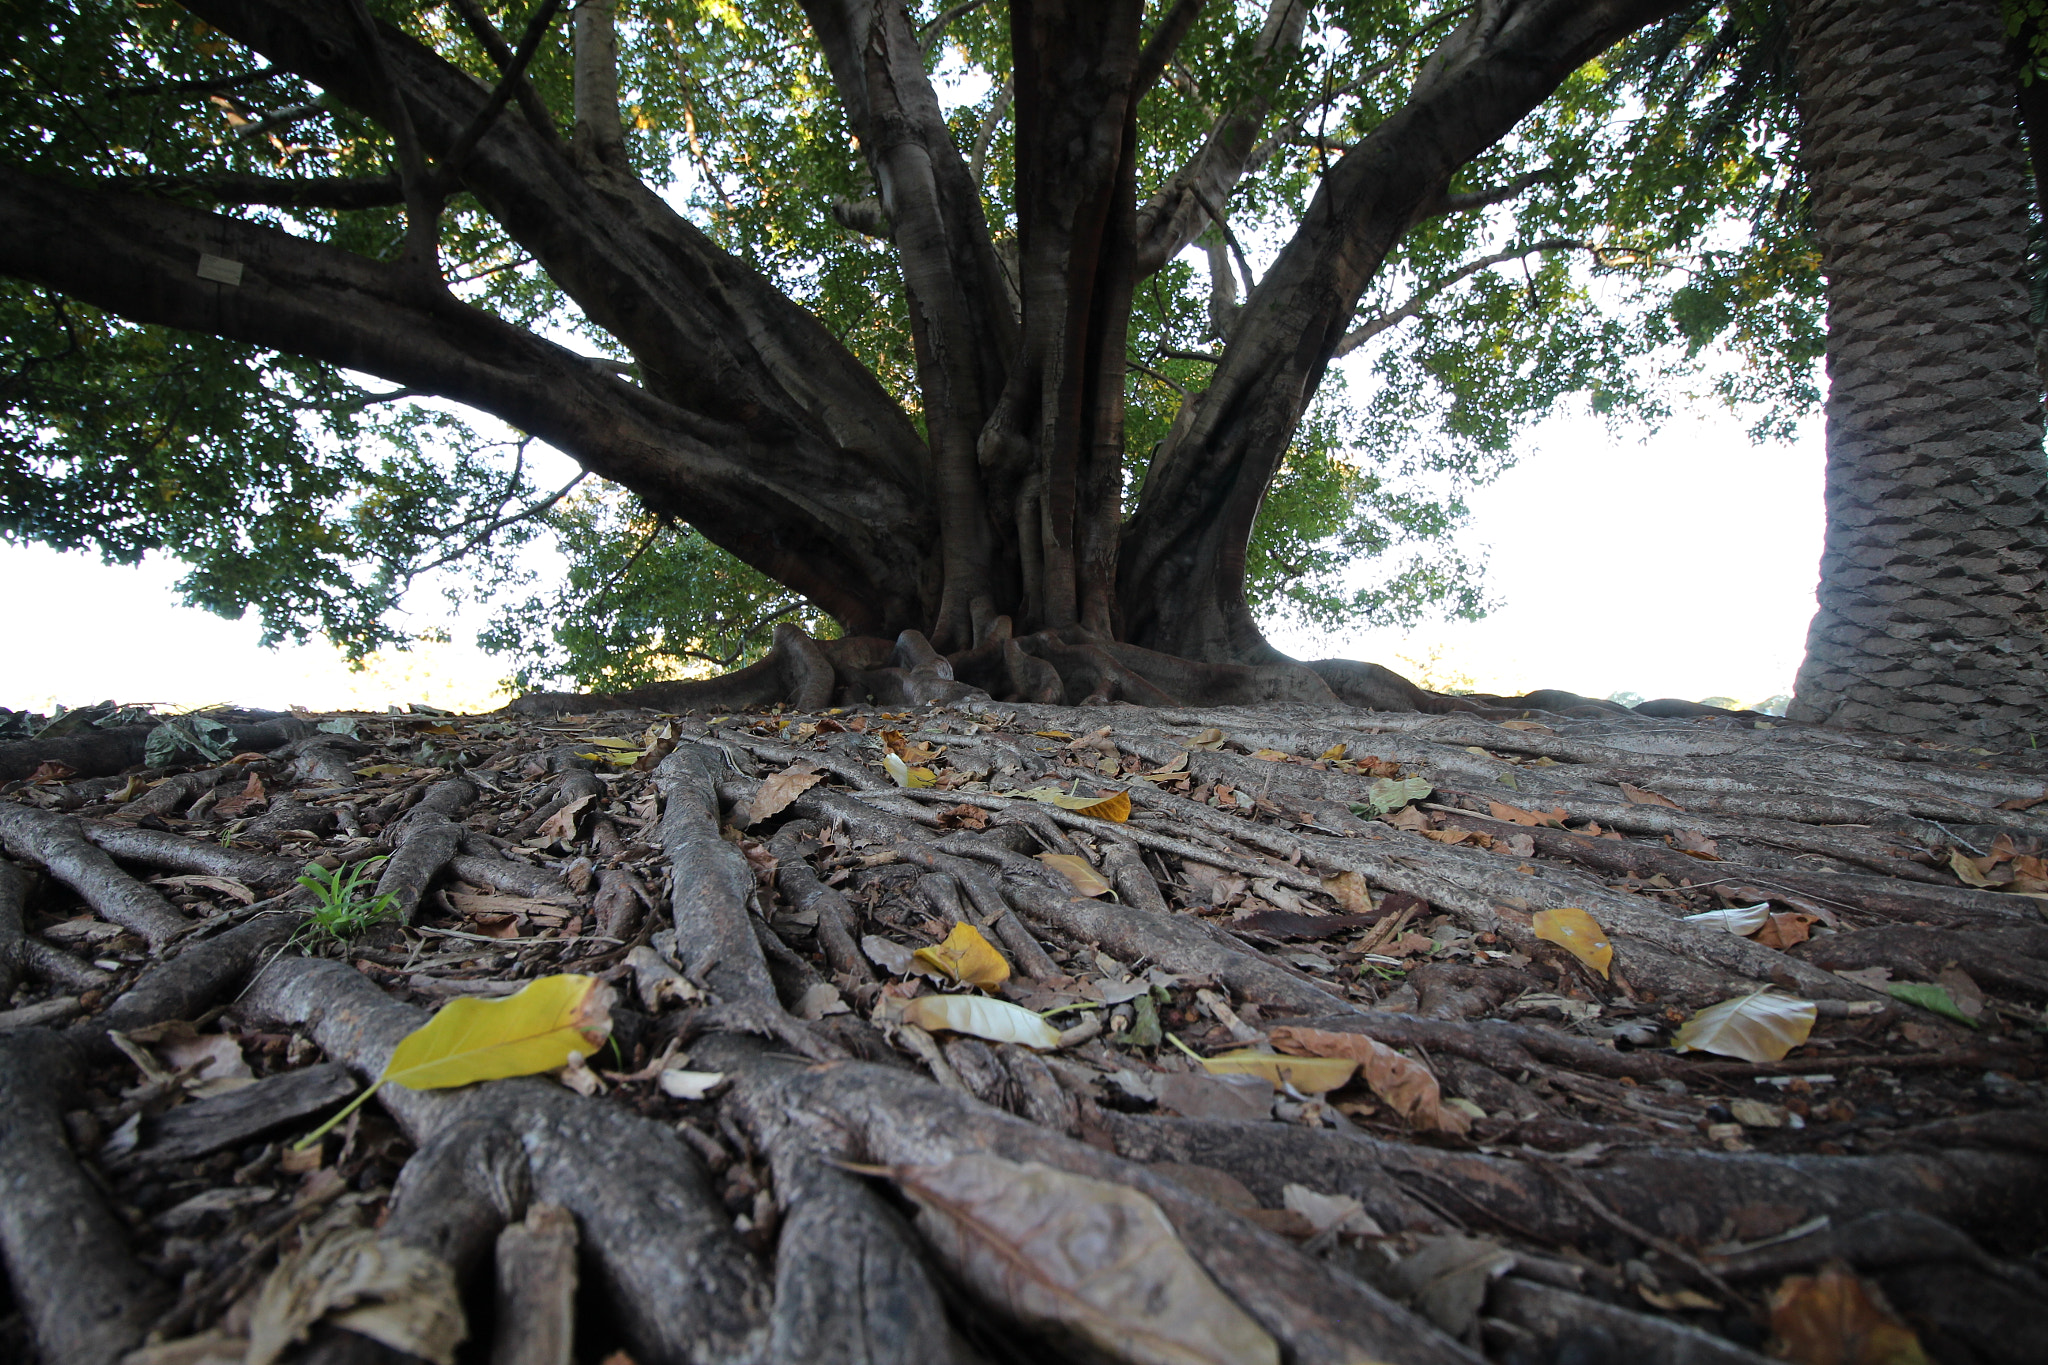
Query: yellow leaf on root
[[1531, 907, 1614, 979], [912, 922, 1011, 989]]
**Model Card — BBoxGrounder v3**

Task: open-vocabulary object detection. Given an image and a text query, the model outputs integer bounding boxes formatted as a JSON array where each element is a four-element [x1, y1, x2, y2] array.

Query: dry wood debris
[[0, 697, 2043, 1365]]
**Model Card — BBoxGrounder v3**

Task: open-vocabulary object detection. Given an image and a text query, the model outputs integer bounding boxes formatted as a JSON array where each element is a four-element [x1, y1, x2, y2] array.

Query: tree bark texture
[[1786, 0, 2048, 745]]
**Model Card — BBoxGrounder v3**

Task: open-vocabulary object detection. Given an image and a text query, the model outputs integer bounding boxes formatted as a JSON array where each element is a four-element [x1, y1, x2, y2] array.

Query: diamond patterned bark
[[1787, 0, 2048, 746]]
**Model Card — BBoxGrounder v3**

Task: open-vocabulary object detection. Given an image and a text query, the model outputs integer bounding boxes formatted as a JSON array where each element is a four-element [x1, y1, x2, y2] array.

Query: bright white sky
[[0, 398, 1822, 717]]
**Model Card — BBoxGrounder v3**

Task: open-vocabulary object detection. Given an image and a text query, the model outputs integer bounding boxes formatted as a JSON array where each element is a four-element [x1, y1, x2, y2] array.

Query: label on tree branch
[[196, 253, 245, 286]]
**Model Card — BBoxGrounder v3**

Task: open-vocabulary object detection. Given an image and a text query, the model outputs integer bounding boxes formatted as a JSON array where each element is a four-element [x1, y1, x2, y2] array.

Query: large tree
[[1, 0, 1739, 717], [1783, 0, 2048, 746]]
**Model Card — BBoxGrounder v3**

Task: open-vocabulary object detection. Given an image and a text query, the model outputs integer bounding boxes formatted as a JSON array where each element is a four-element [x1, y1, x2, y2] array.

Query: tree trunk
[[1786, 0, 2048, 745]]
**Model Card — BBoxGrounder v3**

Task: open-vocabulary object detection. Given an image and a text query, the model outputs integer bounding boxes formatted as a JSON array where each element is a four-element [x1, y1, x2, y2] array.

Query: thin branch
[[1128, 358, 1190, 397], [919, 0, 993, 54], [584, 515, 669, 613], [1422, 165, 1559, 219], [447, 254, 535, 285], [1335, 238, 1589, 356], [1187, 183, 1256, 298], [412, 469, 588, 576], [969, 77, 1013, 186], [440, 0, 566, 182], [1161, 347, 1223, 364], [447, 0, 564, 145], [231, 102, 328, 141], [115, 66, 281, 98]]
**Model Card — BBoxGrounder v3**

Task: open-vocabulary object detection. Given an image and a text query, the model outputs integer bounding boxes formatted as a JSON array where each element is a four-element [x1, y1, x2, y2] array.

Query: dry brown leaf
[[1768, 1263, 1928, 1365], [1319, 870, 1372, 915], [882, 1153, 1280, 1365], [247, 1221, 466, 1365], [1487, 801, 1565, 827], [744, 766, 823, 826], [1754, 912, 1817, 951], [1947, 848, 2000, 888], [537, 794, 596, 842], [1038, 852, 1112, 897], [1670, 828, 1721, 860], [1269, 1026, 1470, 1135], [935, 802, 991, 830], [1619, 783, 1683, 809], [1531, 907, 1614, 979]]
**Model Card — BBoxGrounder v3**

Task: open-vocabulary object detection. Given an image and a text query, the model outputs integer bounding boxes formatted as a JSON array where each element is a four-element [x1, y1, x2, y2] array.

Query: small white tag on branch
[[196, 253, 245, 286]]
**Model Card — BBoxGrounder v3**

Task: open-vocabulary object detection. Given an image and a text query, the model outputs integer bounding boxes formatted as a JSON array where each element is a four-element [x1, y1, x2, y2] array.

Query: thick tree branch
[[182, 0, 935, 522], [0, 166, 931, 638], [571, 0, 628, 170], [342, 0, 443, 286], [1121, 0, 1688, 664], [128, 172, 403, 210], [1135, 0, 1207, 97], [802, 0, 1021, 646], [1419, 164, 1561, 219], [1132, 0, 1308, 277]]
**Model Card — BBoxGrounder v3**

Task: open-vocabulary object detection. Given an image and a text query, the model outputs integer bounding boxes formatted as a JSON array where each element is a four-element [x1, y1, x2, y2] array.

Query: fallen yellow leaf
[[1319, 744, 1347, 761], [1038, 852, 1112, 897], [1015, 785, 1131, 821], [296, 975, 612, 1148], [883, 752, 937, 788], [1201, 1049, 1357, 1094], [1532, 907, 1614, 979], [1033, 729, 1073, 739], [913, 922, 1011, 989]]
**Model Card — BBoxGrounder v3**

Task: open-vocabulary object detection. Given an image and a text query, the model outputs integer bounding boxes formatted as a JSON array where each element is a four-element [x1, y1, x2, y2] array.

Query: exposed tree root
[[1, 695, 2042, 1365]]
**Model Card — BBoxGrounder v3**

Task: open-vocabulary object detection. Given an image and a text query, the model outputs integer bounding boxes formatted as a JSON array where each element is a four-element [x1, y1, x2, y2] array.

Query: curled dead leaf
[[1270, 1026, 1469, 1135]]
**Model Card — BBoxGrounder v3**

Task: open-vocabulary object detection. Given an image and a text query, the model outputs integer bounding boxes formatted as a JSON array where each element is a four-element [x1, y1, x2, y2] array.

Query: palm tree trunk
[[1786, 0, 2048, 747]]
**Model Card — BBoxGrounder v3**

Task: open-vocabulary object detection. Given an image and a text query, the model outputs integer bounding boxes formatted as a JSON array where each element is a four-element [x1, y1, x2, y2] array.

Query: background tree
[[3, 0, 1844, 715]]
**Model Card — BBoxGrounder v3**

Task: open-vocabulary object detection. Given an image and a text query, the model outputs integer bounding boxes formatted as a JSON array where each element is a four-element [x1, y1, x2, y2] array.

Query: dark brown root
[[0, 1030, 169, 1365], [0, 804, 191, 952]]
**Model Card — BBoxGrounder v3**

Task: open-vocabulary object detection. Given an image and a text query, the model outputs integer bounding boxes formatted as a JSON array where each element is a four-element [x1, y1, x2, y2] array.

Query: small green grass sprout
[[294, 857, 398, 945]]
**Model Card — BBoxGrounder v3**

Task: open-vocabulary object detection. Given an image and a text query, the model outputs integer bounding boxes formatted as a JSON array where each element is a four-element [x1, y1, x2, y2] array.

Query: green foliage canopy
[[1, 0, 1820, 689]]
